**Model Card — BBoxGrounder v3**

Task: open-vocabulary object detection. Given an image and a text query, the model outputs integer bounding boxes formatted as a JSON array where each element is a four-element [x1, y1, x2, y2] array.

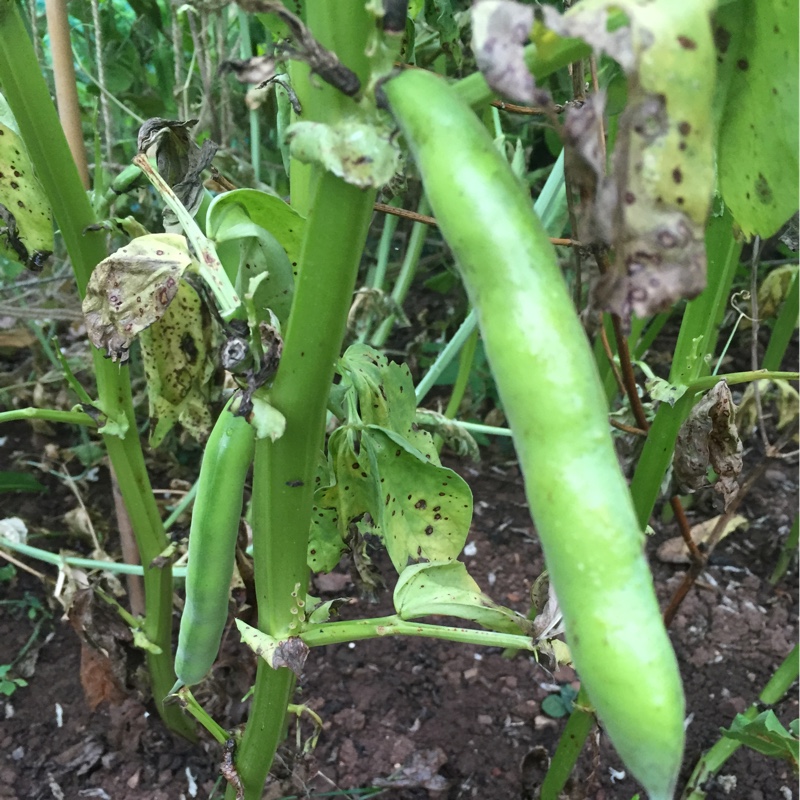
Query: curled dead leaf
[[674, 381, 743, 508]]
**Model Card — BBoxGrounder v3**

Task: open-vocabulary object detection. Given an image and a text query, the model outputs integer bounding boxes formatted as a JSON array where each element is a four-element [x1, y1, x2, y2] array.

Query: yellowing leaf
[[82, 234, 193, 362]]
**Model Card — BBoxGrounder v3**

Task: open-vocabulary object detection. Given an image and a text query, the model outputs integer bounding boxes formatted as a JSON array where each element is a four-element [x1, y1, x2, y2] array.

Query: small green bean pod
[[173, 396, 255, 689], [383, 68, 684, 800]]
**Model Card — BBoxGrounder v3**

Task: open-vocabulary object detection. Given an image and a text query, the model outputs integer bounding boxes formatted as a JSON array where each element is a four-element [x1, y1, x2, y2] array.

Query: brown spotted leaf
[[471, 1, 541, 105], [674, 381, 743, 508], [540, 0, 717, 323], [139, 278, 223, 446], [82, 233, 193, 362]]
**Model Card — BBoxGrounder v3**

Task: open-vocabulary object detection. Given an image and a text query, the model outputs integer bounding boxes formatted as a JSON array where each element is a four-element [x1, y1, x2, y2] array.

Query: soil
[[0, 410, 797, 800]]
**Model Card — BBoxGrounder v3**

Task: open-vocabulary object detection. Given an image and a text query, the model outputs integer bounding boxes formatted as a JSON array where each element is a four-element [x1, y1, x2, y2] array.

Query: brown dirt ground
[[0, 413, 797, 800]]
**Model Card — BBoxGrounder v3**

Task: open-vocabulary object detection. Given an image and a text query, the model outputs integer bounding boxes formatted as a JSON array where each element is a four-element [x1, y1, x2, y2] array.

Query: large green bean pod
[[174, 397, 255, 689], [383, 69, 684, 799]]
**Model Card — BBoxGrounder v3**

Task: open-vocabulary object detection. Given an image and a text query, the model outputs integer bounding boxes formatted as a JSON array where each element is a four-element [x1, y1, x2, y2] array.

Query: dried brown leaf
[[674, 381, 743, 508]]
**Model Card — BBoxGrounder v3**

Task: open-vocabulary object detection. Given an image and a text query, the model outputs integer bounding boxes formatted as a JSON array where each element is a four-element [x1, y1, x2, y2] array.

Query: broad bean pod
[[383, 68, 684, 799], [173, 396, 255, 689]]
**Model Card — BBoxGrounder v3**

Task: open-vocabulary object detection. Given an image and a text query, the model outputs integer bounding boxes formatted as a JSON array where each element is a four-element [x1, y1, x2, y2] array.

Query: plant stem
[[680, 644, 799, 799], [0, 1, 192, 738], [229, 5, 378, 796], [0, 408, 97, 426], [630, 208, 742, 528], [539, 686, 595, 800], [0, 536, 189, 577], [370, 196, 431, 348], [300, 614, 538, 651]]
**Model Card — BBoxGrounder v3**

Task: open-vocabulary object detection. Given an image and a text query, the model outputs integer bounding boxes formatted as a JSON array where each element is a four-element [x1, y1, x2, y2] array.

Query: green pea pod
[[174, 397, 255, 689], [383, 69, 684, 800]]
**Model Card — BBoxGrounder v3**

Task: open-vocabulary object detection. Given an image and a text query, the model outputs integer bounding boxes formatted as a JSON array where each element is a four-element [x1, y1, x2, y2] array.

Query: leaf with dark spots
[[673, 381, 743, 508], [138, 279, 223, 446], [715, 0, 798, 237], [83, 234, 195, 362], [538, 0, 717, 323]]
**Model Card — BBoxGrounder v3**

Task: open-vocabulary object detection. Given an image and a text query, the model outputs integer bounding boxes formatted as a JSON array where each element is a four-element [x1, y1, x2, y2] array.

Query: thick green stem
[[229, 5, 378, 797], [0, 1, 191, 738]]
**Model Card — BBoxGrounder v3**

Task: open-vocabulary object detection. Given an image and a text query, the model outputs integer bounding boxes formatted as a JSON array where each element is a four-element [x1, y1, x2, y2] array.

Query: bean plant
[[0, 1, 797, 799]]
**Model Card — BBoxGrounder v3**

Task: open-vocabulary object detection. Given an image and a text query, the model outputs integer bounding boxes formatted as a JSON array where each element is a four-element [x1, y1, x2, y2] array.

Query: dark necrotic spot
[[415, 499, 426, 509], [737, 58, 749, 70], [425, 525, 434, 535], [672, 167, 683, 184], [677, 35, 697, 50], [624, 191, 636, 204], [678, 121, 691, 136], [714, 26, 731, 54], [676, 197, 685, 205], [754, 173, 773, 204]]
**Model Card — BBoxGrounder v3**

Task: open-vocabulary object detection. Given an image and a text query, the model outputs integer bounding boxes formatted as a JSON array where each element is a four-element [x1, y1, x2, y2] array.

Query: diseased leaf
[[715, 0, 799, 238], [471, 1, 539, 105], [394, 560, 534, 636], [137, 118, 217, 230], [82, 234, 193, 362], [138, 279, 222, 446], [287, 118, 401, 189], [236, 620, 309, 677], [674, 381, 743, 508], [0, 93, 53, 271], [539, 0, 717, 323], [414, 408, 480, 461], [737, 379, 799, 438]]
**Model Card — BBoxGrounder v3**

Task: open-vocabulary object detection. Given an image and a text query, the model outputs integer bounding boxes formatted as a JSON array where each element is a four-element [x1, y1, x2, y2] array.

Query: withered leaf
[[82, 233, 193, 362], [235, 0, 360, 96], [674, 381, 743, 508], [219, 55, 277, 85], [471, 1, 541, 105], [137, 118, 218, 230], [539, 0, 717, 324]]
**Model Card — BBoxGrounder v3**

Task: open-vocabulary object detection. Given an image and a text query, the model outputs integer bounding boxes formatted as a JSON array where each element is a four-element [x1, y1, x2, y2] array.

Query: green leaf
[[715, 0, 799, 237], [207, 189, 302, 325], [394, 561, 534, 635], [722, 710, 799, 767], [339, 343, 434, 456], [360, 426, 472, 572], [541, 693, 570, 718], [0, 471, 46, 493]]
